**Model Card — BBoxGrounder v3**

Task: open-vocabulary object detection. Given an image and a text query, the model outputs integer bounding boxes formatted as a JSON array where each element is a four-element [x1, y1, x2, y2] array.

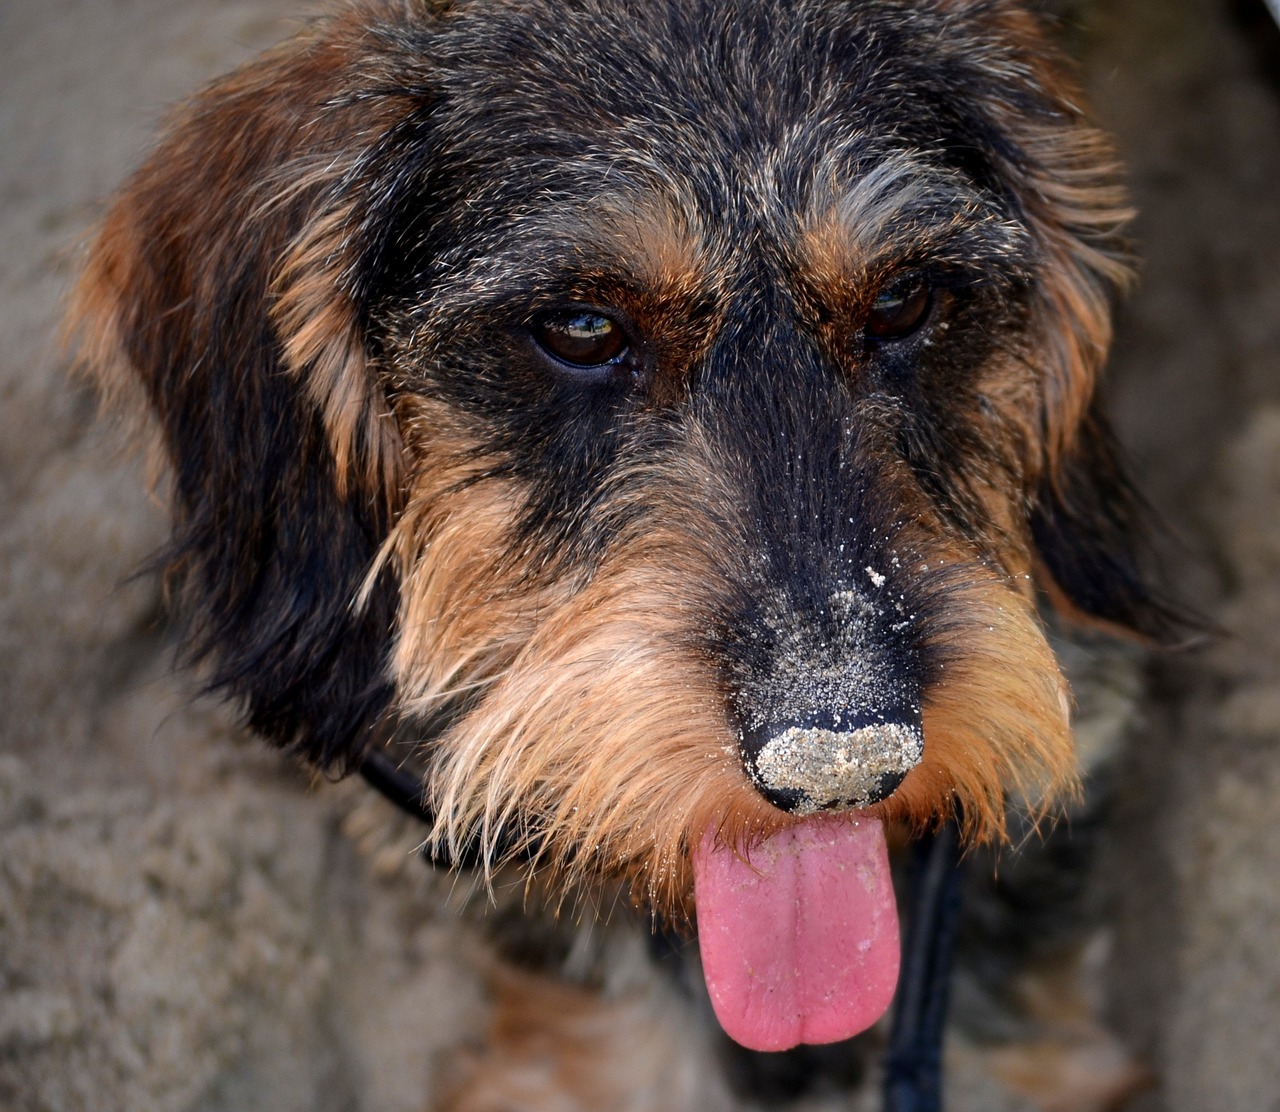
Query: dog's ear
[[1017, 185, 1182, 641], [71, 11, 435, 768], [1030, 399, 1188, 643], [991, 43, 1192, 643]]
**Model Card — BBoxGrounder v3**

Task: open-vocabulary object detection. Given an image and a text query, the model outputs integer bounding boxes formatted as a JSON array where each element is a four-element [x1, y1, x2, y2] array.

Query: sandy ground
[[1, 1, 1277, 1110]]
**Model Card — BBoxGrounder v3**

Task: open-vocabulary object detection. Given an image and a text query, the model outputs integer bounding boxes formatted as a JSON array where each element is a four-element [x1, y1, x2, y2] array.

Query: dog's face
[[75, 0, 1169, 1051]]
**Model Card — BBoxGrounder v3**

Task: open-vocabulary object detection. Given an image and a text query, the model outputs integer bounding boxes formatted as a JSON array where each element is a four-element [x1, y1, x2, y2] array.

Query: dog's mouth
[[692, 815, 899, 1052]]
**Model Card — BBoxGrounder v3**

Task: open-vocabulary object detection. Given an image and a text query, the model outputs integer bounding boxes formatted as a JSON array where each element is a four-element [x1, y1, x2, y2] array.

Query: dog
[[71, 0, 1176, 1106]]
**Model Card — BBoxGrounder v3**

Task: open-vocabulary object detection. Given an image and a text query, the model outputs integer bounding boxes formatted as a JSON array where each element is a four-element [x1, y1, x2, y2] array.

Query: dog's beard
[[383, 424, 1074, 1051]]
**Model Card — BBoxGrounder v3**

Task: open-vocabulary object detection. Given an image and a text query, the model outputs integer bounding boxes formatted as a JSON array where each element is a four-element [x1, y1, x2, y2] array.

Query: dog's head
[[74, 0, 1172, 1050]]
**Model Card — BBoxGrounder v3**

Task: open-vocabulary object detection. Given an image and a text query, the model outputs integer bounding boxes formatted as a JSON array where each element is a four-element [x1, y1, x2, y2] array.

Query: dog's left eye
[[533, 310, 630, 371], [865, 277, 933, 342]]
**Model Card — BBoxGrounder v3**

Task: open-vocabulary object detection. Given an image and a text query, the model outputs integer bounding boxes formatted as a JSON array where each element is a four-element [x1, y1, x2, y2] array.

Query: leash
[[883, 821, 963, 1112], [358, 746, 961, 1111], [358, 747, 496, 869]]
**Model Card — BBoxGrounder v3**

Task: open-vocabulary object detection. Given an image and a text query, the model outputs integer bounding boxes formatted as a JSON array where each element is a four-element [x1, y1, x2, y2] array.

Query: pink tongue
[[693, 817, 900, 1052]]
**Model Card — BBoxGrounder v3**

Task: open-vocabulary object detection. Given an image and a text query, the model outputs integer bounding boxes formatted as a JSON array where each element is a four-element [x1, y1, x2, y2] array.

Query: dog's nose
[[740, 708, 923, 814]]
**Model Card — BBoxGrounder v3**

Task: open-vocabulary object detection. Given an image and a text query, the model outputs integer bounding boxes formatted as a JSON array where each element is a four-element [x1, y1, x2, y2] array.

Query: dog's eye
[[865, 278, 932, 342], [533, 310, 629, 369]]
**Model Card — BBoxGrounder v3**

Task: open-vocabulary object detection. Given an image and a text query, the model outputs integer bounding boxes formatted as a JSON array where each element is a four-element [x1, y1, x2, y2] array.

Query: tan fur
[[799, 153, 1027, 303], [65, 237, 174, 501], [910, 566, 1077, 841], [1022, 133, 1135, 475], [396, 429, 783, 915], [976, 6, 1136, 473], [378, 399, 558, 715], [441, 963, 735, 1112], [273, 204, 405, 503], [405, 421, 1075, 914]]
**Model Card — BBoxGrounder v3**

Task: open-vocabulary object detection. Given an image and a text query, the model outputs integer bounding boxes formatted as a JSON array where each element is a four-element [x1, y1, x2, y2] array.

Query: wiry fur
[[71, 0, 1175, 1104]]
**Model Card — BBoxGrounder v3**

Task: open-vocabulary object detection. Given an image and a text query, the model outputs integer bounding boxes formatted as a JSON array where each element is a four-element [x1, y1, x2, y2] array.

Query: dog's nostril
[[740, 709, 922, 815], [755, 783, 811, 813], [869, 767, 909, 803]]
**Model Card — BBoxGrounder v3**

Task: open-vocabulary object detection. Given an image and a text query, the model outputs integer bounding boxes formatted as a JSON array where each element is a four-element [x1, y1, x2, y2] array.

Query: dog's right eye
[[532, 310, 630, 373], [865, 277, 933, 342]]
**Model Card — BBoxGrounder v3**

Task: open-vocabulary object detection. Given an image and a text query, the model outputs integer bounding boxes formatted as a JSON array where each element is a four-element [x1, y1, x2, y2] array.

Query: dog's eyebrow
[[797, 152, 1032, 283], [577, 189, 714, 291], [420, 184, 717, 318]]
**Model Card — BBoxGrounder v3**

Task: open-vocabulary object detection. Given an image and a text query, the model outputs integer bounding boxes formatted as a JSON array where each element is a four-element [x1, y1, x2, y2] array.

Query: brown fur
[[442, 964, 734, 1111]]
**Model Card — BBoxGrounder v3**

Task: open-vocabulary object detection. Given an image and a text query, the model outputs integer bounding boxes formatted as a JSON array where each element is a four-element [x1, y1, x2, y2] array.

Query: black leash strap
[[358, 747, 490, 868], [360, 746, 525, 870], [359, 748, 435, 824], [882, 821, 963, 1112]]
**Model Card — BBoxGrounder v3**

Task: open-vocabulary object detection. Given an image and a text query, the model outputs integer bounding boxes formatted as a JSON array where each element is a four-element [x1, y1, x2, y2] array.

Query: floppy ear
[[1030, 399, 1187, 643], [1011, 134, 1184, 641], [71, 10, 435, 768], [972, 23, 1187, 643], [1016, 178, 1181, 641]]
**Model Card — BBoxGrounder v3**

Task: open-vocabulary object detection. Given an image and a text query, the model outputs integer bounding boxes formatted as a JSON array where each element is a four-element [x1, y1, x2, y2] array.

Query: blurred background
[[1, 1, 1277, 1109]]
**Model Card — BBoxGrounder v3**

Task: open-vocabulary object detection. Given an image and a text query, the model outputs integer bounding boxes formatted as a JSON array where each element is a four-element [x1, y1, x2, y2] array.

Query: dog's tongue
[[693, 816, 899, 1052]]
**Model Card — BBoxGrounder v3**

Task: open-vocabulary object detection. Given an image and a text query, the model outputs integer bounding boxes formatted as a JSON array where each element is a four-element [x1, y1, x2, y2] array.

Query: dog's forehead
[[427, 0, 1007, 199], [417, 0, 1025, 292]]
